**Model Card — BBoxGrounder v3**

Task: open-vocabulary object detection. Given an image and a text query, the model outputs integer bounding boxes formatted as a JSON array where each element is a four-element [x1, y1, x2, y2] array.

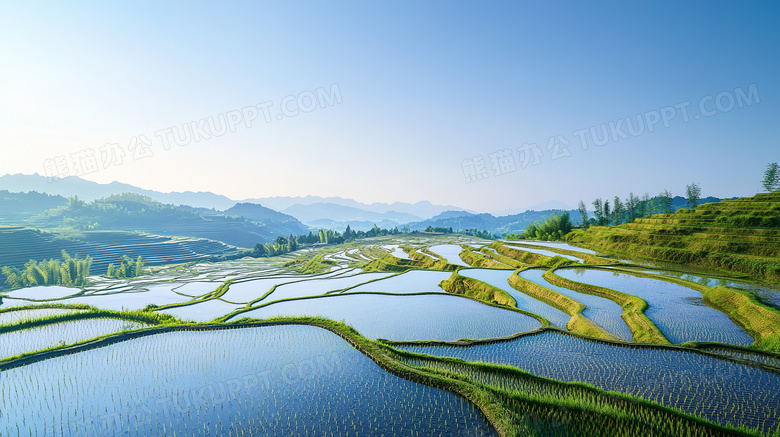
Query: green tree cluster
[[523, 212, 572, 241], [106, 255, 145, 278], [424, 226, 453, 233], [238, 225, 405, 260], [586, 192, 658, 226], [2, 251, 92, 289]]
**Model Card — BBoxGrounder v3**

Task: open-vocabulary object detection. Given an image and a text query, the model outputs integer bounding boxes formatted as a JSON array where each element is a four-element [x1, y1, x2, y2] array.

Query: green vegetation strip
[[385, 346, 765, 437], [0, 306, 177, 334], [544, 269, 669, 345], [506, 269, 618, 341], [501, 241, 611, 265], [491, 242, 579, 269], [593, 267, 780, 353], [459, 247, 517, 269], [440, 272, 517, 307], [149, 280, 234, 311]]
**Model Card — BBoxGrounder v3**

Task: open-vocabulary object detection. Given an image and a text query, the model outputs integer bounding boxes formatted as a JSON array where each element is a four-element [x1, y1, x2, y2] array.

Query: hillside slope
[[0, 226, 233, 280], [568, 192, 780, 282]]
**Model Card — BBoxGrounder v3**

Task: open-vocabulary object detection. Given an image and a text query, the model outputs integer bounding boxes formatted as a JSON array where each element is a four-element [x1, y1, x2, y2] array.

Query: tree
[[658, 189, 674, 214], [612, 197, 625, 225], [625, 193, 640, 223], [638, 193, 651, 218], [577, 200, 589, 228], [592, 199, 604, 226], [763, 162, 780, 192], [685, 182, 701, 209], [603, 200, 611, 225]]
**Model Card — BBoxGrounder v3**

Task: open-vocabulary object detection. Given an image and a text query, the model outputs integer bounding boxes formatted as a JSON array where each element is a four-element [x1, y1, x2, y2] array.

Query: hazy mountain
[[0, 190, 68, 224], [282, 203, 421, 225], [303, 219, 407, 232], [245, 196, 469, 220], [407, 209, 584, 235], [0, 173, 237, 210], [224, 203, 310, 235], [0, 174, 470, 220]]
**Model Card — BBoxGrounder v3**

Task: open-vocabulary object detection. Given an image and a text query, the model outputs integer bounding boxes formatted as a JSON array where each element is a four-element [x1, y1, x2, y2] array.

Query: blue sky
[[1, 1, 778, 213]]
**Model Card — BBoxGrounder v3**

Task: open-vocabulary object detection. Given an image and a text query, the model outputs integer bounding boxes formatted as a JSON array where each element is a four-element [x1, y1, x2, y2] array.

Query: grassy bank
[[544, 270, 669, 345], [568, 192, 780, 282], [601, 267, 780, 352], [506, 270, 618, 341]]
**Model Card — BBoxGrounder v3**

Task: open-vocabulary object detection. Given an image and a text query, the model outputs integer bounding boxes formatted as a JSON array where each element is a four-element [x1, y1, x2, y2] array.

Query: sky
[[1, 1, 778, 214]]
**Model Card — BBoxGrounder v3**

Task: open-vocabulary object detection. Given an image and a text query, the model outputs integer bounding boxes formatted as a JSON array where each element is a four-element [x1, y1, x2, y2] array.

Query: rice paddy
[[0, 318, 147, 359], [555, 268, 754, 346], [459, 268, 571, 328], [239, 293, 542, 341], [0, 325, 496, 436], [2, 233, 778, 436], [397, 330, 780, 433], [518, 269, 634, 341]]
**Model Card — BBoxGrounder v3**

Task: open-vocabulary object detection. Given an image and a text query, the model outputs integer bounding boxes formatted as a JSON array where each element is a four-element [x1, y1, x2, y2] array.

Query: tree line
[[2, 251, 92, 289], [106, 255, 144, 279], [505, 211, 573, 241], [239, 225, 405, 259], [579, 183, 702, 228]]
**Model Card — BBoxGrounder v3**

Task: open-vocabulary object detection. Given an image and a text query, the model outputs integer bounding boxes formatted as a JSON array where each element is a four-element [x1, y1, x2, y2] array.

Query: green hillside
[[568, 192, 780, 283], [0, 226, 233, 282]]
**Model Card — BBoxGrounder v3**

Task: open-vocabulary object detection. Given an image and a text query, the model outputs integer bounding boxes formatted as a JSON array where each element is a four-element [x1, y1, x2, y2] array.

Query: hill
[[568, 192, 780, 282], [34, 193, 305, 248], [0, 173, 237, 210], [223, 203, 309, 235], [0, 226, 233, 282], [0, 190, 67, 224]]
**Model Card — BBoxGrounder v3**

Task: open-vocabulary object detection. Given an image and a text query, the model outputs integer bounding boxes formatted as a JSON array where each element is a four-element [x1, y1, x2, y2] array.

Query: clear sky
[[1, 1, 778, 214]]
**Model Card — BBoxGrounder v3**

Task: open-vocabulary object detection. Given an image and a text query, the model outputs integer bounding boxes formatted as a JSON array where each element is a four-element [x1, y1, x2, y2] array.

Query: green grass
[[506, 269, 618, 341], [568, 192, 780, 282], [603, 267, 780, 352], [544, 269, 669, 345]]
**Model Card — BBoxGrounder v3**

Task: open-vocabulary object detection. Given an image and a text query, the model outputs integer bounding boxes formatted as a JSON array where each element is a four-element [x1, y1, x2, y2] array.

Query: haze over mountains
[[0, 173, 726, 241], [0, 174, 467, 228]]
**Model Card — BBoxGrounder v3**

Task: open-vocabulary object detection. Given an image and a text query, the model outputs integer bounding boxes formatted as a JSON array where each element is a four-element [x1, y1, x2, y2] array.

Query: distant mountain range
[[0, 174, 469, 225], [0, 173, 237, 210], [0, 174, 731, 239], [406, 209, 585, 235]]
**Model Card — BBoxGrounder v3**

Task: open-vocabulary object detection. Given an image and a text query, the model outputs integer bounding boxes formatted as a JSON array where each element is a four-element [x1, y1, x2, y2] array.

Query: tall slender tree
[[612, 196, 625, 225], [592, 199, 604, 226], [658, 189, 674, 214], [685, 182, 701, 209], [763, 162, 780, 192], [577, 200, 589, 228]]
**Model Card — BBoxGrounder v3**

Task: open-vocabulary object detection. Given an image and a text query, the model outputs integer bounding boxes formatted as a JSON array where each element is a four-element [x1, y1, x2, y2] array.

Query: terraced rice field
[[399, 330, 780, 433], [4, 286, 81, 300], [0, 318, 147, 359], [0, 325, 496, 436], [503, 245, 583, 262], [240, 293, 541, 341], [501, 240, 598, 254], [518, 269, 633, 341], [0, 308, 85, 325], [459, 268, 570, 329], [555, 268, 754, 345], [0, 227, 233, 274], [346, 270, 450, 294], [428, 244, 470, 266]]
